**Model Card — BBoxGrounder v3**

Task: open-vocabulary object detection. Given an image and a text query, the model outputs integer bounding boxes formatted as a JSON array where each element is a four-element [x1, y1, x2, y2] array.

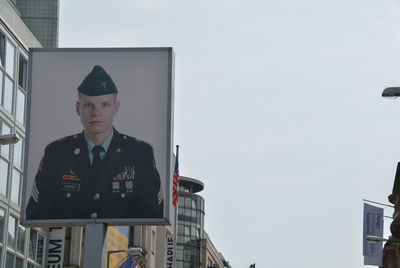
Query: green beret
[[77, 65, 118, 96]]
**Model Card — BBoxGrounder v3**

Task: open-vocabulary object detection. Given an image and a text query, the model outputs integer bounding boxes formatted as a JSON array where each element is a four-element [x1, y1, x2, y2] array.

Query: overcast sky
[[60, 1, 400, 267]]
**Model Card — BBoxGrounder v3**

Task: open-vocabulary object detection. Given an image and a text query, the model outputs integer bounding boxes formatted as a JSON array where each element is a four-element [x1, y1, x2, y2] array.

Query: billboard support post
[[83, 223, 107, 268]]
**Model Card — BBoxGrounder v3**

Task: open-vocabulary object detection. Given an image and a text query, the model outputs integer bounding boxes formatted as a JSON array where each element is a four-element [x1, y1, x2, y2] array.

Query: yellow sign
[[106, 227, 129, 268]]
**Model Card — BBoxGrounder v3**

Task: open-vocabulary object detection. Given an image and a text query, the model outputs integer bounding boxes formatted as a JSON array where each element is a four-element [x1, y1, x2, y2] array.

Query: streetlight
[[380, 87, 400, 268], [382, 87, 400, 98], [106, 247, 145, 268], [0, 133, 19, 145]]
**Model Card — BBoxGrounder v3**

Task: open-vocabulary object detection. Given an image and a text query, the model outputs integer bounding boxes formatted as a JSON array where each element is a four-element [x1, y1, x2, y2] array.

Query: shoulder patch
[[38, 157, 44, 172]]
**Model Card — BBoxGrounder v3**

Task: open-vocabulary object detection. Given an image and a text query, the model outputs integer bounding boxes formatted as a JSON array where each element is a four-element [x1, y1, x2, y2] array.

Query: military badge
[[126, 180, 134, 193], [74, 148, 80, 155], [62, 175, 80, 181], [112, 181, 120, 192], [125, 166, 135, 180], [113, 166, 135, 181]]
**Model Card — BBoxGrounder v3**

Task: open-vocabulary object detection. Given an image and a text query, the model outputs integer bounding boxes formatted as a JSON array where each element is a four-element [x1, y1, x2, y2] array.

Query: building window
[[177, 235, 183, 243], [4, 76, 13, 113], [178, 207, 184, 216], [178, 224, 184, 235], [185, 208, 191, 217], [176, 249, 183, 261], [17, 224, 25, 254], [36, 234, 44, 265], [0, 158, 9, 196], [28, 230, 37, 260], [16, 89, 25, 124], [13, 134, 23, 169], [184, 226, 190, 237], [0, 32, 5, 67], [6, 252, 14, 267], [185, 197, 190, 208], [10, 169, 21, 205], [5, 40, 15, 78], [7, 215, 16, 250], [184, 251, 190, 262], [18, 56, 27, 89], [15, 256, 23, 268], [0, 208, 5, 243], [28, 229, 45, 265], [191, 226, 196, 239], [178, 196, 184, 206], [5, 253, 23, 268], [1, 122, 11, 158]]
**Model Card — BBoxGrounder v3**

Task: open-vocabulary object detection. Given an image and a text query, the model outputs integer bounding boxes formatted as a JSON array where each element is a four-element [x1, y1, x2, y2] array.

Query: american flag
[[172, 146, 180, 206]]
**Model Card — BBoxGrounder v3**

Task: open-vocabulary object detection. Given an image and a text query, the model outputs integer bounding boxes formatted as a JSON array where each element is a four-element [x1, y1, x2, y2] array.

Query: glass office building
[[0, 0, 58, 267], [175, 176, 205, 268]]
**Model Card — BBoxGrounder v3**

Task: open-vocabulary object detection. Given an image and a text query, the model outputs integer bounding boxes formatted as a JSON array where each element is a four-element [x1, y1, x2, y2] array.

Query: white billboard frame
[[21, 47, 174, 226]]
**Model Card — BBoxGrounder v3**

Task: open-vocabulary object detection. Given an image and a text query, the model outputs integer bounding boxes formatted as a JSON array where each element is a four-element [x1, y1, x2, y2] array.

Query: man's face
[[76, 94, 119, 137]]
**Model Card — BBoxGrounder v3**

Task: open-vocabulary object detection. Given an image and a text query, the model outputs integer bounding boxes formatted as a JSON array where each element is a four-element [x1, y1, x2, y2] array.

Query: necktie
[[92, 145, 104, 167]]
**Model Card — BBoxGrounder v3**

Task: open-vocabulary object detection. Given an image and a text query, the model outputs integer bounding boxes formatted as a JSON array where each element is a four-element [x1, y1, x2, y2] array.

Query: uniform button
[[90, 213, 97, 219], [123, 135, 127, 140], [120, 193, 126, 199], [116, 148, 121, 153], [93, 193, 100, 200], [66, 193, 71, 198]]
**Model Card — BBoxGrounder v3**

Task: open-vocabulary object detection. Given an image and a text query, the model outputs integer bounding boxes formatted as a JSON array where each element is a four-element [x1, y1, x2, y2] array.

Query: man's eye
[[85, 103, 93, 108], [102, 103, 110, 107]]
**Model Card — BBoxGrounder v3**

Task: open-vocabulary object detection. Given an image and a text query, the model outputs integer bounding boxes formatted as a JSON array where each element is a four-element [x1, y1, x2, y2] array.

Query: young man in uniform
[[26, 65, 163, 220]]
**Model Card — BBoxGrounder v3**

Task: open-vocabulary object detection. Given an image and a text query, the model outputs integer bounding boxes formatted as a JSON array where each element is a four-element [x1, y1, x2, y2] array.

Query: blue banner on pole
[[363, 203, 384, 266]]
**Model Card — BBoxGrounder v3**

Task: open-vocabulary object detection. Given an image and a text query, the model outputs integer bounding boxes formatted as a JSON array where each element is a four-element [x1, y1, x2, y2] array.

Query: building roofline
[[179, 176, 204, 193]]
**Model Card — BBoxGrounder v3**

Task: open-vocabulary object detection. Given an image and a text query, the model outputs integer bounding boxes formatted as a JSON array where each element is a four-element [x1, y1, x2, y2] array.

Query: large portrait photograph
[[21, 48, 174, 226]]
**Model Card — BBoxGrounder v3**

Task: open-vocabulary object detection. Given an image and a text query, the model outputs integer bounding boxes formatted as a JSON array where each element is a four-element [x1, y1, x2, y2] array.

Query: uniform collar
[[84, 129, 114, 153]]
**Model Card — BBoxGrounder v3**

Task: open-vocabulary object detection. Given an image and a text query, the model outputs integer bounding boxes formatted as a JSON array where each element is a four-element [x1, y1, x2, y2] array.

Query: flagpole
[[173, 145, 179, 268]]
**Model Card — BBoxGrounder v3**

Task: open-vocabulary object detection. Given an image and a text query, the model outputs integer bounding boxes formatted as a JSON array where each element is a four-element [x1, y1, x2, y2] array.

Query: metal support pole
[[83, 223, 107, 268]]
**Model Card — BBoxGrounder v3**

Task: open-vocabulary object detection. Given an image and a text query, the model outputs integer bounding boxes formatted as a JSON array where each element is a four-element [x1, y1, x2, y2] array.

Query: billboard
[[21, 48, 174, 226]]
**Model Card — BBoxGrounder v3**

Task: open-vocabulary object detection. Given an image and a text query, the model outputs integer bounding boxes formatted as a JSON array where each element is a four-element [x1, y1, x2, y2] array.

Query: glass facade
[[0, 22, 46, 268], [175, 184, 205, 268], [15, 0, 59, 48]]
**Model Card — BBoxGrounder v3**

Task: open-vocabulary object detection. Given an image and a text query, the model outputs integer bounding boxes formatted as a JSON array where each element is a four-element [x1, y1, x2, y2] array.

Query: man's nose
[[91, 105, 101, 116]]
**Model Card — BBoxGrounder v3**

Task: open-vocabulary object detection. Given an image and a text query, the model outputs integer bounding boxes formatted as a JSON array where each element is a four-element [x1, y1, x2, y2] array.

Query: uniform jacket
[[26, 129, 163, 220]]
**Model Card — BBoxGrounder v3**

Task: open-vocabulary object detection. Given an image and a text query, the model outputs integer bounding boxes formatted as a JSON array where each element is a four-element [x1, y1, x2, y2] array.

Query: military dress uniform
[[26, 64, 163, 220], [26, 129, 163, 219]]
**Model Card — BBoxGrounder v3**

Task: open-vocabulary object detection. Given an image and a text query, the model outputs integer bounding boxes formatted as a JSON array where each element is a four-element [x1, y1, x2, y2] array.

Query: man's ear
[[114, 101, 120, 114], [76, 101, 80, 116]]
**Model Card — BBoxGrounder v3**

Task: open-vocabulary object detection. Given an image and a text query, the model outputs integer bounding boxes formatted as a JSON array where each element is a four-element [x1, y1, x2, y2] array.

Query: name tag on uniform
[[60, 182, 80, 192]]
